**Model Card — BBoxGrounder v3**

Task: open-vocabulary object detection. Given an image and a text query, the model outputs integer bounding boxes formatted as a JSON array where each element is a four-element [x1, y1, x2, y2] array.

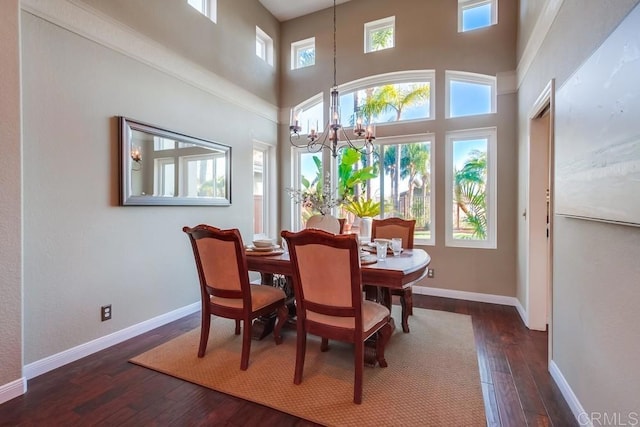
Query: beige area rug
[[130, 308, 486, 426]]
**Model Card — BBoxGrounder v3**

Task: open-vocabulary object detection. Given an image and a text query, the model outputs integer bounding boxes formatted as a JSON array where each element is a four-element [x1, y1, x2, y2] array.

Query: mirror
[[119, 117, 231, 206]]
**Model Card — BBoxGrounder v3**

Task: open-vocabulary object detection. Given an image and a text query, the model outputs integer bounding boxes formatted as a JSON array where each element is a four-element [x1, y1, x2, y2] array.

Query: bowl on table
[[252, 239, 274, 249]]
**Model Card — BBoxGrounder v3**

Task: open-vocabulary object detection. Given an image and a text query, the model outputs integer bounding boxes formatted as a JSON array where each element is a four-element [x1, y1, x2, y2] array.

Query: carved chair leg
[[294, 328, 307, 385], [273, 304, 287, 345], [320, 337, 329, 352], [354, 341, 364, 404], [198, 312, 211, 358], [240, 319, 252, 371], [235, 319, 241, 335]]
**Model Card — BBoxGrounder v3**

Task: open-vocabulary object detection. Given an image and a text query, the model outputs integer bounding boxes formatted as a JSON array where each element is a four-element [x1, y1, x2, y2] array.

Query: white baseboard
[[23, 302, 199, 380], [514, 298, 528, 327], [412, 285, 519, 307], [0, 377, 27, 405], [549, 360, 589, 426]]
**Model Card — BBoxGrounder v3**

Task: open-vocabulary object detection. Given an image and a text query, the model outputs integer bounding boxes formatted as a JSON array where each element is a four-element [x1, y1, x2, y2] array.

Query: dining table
[[246, 247, 431, 367]]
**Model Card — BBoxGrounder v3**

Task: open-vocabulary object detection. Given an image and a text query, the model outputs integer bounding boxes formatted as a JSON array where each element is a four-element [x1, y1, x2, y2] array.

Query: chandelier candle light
[[289, 0, 376, 158]]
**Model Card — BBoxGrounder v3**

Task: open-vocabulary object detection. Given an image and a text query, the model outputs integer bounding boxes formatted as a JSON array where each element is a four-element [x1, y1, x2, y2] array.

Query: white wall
[[517, 0, 640, 420], [19, 5, 277, 364], [0, 0, 23, 393]]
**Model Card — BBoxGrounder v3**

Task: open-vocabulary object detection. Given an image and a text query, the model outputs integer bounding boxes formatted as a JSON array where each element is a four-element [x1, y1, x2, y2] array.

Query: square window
[[291, 37, 315, 70], [364, 16, 395, 53], [458, 0, 496, 32], [446, 71, 496, 118]]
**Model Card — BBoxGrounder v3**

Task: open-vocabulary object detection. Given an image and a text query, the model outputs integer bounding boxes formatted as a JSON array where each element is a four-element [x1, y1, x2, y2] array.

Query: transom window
[[187, 0, 217, 23], [291, 37, 315, 70], [446, 70, 496, 118], [458, 0, 497, 32], [364, 16, 395, 53], [256, 26, 273, 66], [445, 128, 496, 249]]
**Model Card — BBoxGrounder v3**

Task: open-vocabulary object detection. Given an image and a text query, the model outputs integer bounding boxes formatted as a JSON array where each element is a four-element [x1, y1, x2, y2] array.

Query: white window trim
[[445, 70, 497, 118], [458, 0, 497, 32], [445, 127, 497, 249], [291, 37, 315, 70], [253, 141, 276, 239], [188, 0, 217, 23], [364, 16, 395, 53], [337, 70, 436, 125], [256, 26, 274, 66], [376, 133, 436, 246]]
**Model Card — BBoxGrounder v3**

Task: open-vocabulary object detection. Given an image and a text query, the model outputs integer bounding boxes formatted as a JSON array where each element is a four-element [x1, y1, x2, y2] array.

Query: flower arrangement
[[287, 173, 343, 216]]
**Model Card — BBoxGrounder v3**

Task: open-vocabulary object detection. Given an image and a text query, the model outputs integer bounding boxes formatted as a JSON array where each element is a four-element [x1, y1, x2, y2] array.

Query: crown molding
[[516, 0, 565, 88], [20, 0, 278, 123]]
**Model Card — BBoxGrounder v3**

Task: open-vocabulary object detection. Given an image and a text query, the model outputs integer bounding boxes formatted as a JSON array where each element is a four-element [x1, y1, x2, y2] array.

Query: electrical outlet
[[427, 268, 435, 278], [101, 304, 112, 321]]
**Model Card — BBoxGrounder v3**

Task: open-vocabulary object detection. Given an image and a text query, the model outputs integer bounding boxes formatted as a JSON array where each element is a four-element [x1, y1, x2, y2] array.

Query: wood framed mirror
[[119, 117, 231, 206]]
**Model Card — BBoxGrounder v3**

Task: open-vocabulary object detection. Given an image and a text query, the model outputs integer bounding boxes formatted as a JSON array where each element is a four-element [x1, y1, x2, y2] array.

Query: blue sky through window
[[453, 138, 487, 171], [462, 3, 492, 31], [450, 80, 491, 117]]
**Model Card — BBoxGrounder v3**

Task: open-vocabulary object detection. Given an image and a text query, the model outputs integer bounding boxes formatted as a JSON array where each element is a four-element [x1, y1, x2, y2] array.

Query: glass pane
[[159, 161, 175, 196], [295, 101, 324, 134], [452, 138, 488, 241], [298, 152, 323, 227], [449, 80, 491, 117], [188, 0, 205, 13], [339, 82, 431, 126], [380, 142, 431, 241], [296, 46, 315, 68], [256, 39, 265, 59], [462, 3, 492, 31], [253, 150, 264, 235], [369, 26, 394, 51]]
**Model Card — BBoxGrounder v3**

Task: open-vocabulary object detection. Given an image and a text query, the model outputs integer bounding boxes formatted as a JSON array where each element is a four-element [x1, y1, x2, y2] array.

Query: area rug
[[130, 308, 486, 426]]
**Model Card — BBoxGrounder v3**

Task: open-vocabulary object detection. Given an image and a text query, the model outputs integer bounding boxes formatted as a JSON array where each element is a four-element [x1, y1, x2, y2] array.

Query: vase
[[359, 217, 372, 240]]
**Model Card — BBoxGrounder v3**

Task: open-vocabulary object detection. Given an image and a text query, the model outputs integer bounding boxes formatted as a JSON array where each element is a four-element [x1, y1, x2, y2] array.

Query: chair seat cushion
[[306, 300, 390, 330], [211, 284, 285, 311]]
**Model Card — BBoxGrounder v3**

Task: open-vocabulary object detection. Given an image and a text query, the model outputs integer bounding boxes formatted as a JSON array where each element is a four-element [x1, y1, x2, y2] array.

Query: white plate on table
[[246, 245, 280, 252]]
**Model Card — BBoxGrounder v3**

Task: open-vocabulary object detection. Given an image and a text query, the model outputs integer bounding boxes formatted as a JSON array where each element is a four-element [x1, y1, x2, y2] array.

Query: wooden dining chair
[[183, 224, 288, 370], [371, 217, 417, 333], [281, 228, 391, 404]]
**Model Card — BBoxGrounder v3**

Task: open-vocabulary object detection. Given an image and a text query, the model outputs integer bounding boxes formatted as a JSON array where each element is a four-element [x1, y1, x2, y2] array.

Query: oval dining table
[[246, 248, 431, 366]]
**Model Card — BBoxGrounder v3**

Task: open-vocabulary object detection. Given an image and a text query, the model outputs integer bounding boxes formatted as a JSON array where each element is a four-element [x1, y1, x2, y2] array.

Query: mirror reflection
[[119, 117, 231, 206]]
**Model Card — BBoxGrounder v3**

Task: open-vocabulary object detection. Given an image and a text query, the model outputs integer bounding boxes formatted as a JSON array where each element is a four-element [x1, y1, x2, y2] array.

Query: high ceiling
[[258, 0, 351, 22]]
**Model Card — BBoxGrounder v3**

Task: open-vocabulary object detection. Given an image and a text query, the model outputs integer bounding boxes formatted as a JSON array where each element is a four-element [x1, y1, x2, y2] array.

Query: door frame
[[526, 80, 555, 357]]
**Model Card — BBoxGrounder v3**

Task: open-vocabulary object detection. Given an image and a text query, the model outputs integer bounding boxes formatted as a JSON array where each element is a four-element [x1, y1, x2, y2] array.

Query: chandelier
[[289, 0, 376, 159]]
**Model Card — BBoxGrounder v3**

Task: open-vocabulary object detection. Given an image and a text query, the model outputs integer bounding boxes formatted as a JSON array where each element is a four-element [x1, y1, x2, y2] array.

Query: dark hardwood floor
[[0, 295, 577, 426]]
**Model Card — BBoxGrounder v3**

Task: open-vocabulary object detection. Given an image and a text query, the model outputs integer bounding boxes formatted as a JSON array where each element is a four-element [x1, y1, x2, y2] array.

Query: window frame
[[291, 37, 316, 70], [375, 134, 436, 246], [256, 26, 274, 66], [252, 142, 276, 239], [445, 70, 497, 118], [187, 0, 217, 23], [364, 16, 395, 53], [458, 0, 497, 32], [444, 127, 497, 249], [337, 70, 436, 127]]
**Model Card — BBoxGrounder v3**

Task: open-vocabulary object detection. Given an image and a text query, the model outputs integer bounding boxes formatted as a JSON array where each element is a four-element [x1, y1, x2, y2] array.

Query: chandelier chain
[[333, 0, 337, 88]]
